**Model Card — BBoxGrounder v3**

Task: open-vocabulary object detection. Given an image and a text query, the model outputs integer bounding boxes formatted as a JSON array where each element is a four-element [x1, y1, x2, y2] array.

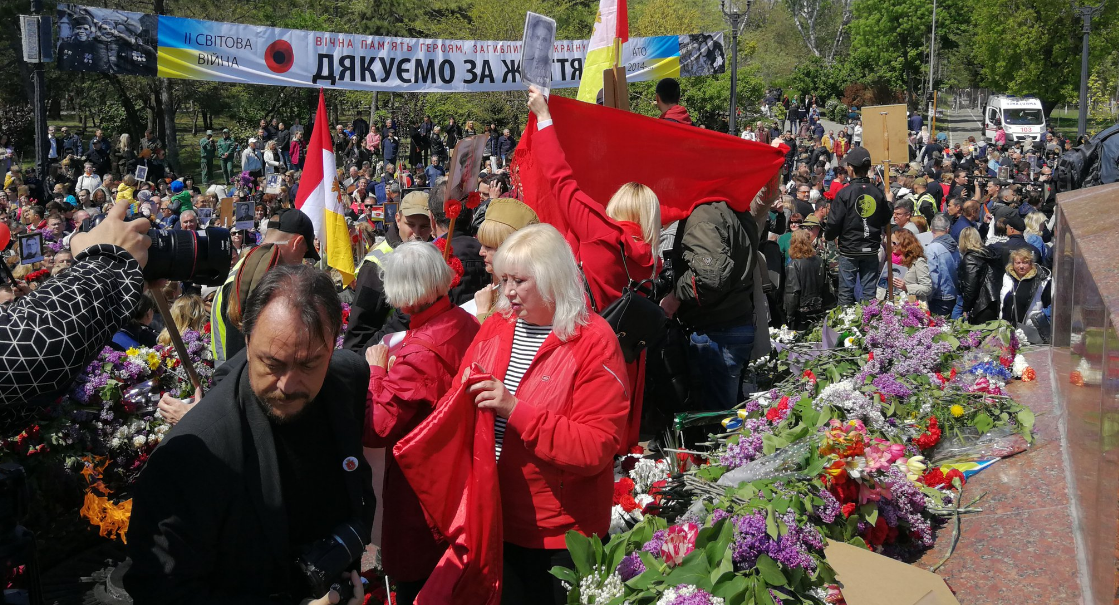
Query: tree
[[964, 0, 1118, 108], [785, 0, 854, 63], [846, 0, 964, 107]]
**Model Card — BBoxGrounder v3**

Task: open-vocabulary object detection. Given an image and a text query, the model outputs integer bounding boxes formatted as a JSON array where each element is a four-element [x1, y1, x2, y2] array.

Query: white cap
[[897, 187, 912, 198], [248, 137, 258, 144]]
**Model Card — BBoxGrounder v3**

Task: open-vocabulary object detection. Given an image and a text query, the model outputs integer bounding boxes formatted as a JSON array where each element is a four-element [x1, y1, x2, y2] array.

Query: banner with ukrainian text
[[55, 4, 724, 93]]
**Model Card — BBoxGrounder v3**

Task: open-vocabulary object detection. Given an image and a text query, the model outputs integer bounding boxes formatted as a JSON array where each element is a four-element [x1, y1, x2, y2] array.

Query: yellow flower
[[147, 352, 161, 371], [126, 348, 140, 357], [950, 404, 965, 418]]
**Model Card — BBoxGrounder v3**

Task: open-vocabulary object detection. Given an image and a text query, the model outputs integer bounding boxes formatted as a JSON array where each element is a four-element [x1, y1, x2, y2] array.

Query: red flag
[[513, 95, 787, 225], [393, 367, 502, 605], [616, 0, 629, 43]]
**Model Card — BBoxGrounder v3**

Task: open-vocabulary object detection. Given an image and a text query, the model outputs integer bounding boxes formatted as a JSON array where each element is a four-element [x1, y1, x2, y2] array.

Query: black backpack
[[1056, 123, 1119, 192]]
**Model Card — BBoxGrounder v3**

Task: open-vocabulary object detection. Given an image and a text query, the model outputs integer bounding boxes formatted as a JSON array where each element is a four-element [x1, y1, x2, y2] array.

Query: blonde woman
[[526, 85, 661, 454], [462, 224, 628, 605], [263, 140, 283, 175], [157, 295, 207, 346], [113, 134, 136, 176]]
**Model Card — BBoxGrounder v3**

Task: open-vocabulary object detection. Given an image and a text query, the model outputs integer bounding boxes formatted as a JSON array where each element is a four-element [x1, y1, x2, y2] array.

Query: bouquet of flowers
[[557, 302, 1037, 604]]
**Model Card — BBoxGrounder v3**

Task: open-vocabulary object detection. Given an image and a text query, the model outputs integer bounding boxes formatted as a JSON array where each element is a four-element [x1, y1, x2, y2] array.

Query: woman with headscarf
[[474, 197, 540, 323]]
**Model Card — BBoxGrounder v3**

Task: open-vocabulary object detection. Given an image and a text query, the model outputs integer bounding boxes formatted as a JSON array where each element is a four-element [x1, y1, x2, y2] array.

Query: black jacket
[[958, 247, 1002, 321], [990, 234, 1041, 268], [784, 255, 824, 330], [673, 201, 757, 329], [824, 177, 890, 258], [124, 350, 374, 604], [344, 241, 398, 352]]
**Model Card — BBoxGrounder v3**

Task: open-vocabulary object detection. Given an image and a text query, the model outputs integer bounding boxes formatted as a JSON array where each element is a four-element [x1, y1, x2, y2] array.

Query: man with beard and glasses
[[125, 265, 374, 605]]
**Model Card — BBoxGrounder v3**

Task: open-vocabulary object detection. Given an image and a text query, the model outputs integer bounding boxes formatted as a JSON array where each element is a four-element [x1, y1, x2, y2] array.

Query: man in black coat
[[125, 265, 374, 605]]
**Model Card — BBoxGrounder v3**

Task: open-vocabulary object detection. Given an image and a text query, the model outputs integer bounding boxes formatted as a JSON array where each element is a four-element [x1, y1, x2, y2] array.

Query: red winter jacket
[[532, 124, 657, 309], [532, 123, 656, 454], [364, 297, 480, 581], [465, 312, 629, 549]]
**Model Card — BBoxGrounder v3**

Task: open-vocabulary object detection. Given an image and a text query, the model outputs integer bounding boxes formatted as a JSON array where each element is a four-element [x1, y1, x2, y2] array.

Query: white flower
[[1012, 354, 1029, 378], [656, 585, 724, 605], [631, 458, 670, 493], [110, 437, 122, 449], [608, 504, 642, 535], [1015, 328, 1029, 346], [131, 435, 146, 448], [578, 570, 624, 604]]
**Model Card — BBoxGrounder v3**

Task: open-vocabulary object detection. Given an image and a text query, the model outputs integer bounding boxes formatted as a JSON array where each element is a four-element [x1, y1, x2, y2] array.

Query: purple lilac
[[871, 374, 912, 398], [643, 529, 668, 555], [730, 511, 821, 573], [876, 466, 933, 547], [814, 489, 841, 524], [616, 552, 645, 581], [710, 508, 730, 524]]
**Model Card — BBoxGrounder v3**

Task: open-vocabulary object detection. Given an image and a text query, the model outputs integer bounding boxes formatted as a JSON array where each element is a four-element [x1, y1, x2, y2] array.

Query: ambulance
[[983, 95, 1047, 143]]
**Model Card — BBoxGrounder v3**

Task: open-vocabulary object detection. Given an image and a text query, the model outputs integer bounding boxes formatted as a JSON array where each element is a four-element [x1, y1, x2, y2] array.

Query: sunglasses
[[364, 204, 374, 209], [790, 221, 802, 226]]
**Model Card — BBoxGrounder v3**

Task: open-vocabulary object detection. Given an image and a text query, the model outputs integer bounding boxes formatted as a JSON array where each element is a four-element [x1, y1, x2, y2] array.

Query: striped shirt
[[495, 320, 552, 460]]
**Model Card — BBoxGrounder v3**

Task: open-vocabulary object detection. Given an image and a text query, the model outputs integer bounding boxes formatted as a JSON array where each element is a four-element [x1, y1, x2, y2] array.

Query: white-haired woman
[[526, 86, 661, 454], [263, 139, 284, 175], [362, 242, 480, 605], [463, 224, 629, 605]]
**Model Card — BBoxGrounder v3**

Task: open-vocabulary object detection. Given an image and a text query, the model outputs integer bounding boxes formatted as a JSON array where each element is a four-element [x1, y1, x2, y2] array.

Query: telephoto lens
[[297, 521, 367, 599], [142, 227, 233, 286]]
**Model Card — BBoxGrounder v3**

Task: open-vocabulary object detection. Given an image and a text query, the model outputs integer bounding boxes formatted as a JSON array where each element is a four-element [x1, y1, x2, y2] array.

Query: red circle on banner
[[265, 40, 294, 73]]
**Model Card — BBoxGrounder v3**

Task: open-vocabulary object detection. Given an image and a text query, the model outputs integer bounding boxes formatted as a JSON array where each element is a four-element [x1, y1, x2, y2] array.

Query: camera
[[80, 216, 233, 286], [296, 521, 367, 601]]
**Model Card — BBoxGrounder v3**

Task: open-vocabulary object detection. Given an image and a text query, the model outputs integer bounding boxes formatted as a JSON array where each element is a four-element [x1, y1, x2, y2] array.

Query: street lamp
[[1074, 1, 1105, 139], [720, 0, 753, 136]]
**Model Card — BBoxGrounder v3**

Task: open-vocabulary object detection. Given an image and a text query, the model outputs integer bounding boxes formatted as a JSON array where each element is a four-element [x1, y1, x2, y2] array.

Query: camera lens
[[142, 227, 233, 286]]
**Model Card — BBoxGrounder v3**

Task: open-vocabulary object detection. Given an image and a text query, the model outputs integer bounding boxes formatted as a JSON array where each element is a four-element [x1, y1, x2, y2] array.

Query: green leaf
[[754, 577, 777, 605], [664, 550, 711, 587], [974, 412, 994, 435], [697, 464, 728, 482], [605, 536, 627, 576], [859, 503, 878, 526], [709, 548, 735, 585], [711, 575, 751, 605], [565, 530, 594, 576], [1017, 408, 1036, 436], [549, 565, 578, 585], [766, 503, 779, 540], [847, 536, 868, 550], [755, 553, 788, 586]]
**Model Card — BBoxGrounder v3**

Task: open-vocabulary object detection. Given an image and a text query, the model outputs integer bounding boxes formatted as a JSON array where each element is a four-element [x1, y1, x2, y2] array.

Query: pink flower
[[858, 483, 891, 504], [660, 522, 699, 567], [864, 445, 892, 472], [884, 443, 907, 463]]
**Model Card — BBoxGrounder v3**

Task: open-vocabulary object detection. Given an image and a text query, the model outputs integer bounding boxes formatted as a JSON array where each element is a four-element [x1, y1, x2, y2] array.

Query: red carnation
[[620, 455, 639, 473], [802, 370, 818, 383], [921, 468, 946, 488], [944, 468, 966, 487], [841, 502, 857, 518], [649, 479, 667, 497], [629, 445, 645, 455], [466, 191, 482, 209], [445, 198, 462, 220], [863, 516, 889, 546], [765, 407, 781, 422]]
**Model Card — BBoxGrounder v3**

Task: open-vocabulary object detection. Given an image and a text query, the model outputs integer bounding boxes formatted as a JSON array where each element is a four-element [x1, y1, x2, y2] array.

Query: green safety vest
[[210, 256, 246, 366], [356, 239, 394, 278], [915, 192, 936, 217]]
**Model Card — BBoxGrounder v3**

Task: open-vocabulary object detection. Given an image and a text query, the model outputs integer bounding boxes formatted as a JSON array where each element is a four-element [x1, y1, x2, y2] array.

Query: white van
[[984, 95, 1046, 143]]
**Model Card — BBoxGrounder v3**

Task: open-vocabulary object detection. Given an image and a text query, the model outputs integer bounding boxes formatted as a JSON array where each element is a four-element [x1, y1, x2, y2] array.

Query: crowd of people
[[0, 79, 1064, 605]]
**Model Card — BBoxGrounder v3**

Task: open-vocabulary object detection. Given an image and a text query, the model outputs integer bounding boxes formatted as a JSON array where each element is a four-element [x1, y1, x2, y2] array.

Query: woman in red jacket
[[363, 242, 481, 605], [525, 86, 660, 454], [465, 224, 629, 605]]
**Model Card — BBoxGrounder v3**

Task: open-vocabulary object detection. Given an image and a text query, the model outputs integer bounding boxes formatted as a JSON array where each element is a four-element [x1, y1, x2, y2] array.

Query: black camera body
[[79, 215, 232, 286], [296, 521, 367, 601]]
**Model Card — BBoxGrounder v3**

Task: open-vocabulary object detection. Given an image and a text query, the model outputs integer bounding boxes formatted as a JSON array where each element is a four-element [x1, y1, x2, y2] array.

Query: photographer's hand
[[307, 571, 364, 605], [69, 201, 152, 267]]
